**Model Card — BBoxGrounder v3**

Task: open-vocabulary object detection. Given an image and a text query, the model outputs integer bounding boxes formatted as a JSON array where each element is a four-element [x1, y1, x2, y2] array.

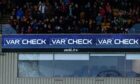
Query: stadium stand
[[5, 0, 140, 34]]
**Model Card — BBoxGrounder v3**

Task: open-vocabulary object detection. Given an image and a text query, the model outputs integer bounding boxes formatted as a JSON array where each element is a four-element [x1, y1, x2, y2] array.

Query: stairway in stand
[[0, 15, 10, 24], [0, 14, 10, 34]]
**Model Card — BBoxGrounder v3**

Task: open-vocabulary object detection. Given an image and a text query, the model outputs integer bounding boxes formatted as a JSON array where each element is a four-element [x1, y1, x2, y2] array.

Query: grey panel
[[0, 53, 140, 84]]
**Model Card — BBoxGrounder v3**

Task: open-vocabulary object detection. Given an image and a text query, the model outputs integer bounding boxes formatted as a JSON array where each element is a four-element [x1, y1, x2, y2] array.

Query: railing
[[0, 24, 2, 34], [0, 24, 3, 55]]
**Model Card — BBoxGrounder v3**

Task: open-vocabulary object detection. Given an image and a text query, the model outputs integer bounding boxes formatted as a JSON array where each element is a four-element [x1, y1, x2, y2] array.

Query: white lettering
[[98, 39, 112, 45], [22, 39, 46, 45], [114, 39, 139, 45], [68, 39, 92, 45], [6, 39, 20, 45], [51, 39, 66, 45]]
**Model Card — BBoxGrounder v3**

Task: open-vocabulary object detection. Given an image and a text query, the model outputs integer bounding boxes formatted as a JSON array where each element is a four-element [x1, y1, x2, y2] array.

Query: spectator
[[68, 3, 73, 16], [96, 13, 103, 25], [9, 0, 140, 34], [38, 2, 47, 19], [16, 8, 24, 19], [105, 3, 112, 18], [99, 7, 106, 17], [27, 26, 33, 33]]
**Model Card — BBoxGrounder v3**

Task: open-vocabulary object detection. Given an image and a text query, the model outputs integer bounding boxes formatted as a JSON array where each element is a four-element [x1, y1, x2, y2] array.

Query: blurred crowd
[[9, 0, 140, 34]]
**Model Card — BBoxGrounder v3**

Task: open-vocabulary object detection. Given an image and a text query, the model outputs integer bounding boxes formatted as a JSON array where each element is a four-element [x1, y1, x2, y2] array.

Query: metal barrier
[[0, 24, 3, 55], [95, 79, 104, 84], [136, 80, 140, 84]]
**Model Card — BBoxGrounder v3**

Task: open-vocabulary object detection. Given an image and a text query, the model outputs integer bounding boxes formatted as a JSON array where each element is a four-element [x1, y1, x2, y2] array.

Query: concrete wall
[[0, 53, 140, 84]]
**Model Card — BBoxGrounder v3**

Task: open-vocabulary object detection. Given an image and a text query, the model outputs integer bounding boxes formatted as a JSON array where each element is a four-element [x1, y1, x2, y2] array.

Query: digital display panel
[[2, 34, 140, 52]]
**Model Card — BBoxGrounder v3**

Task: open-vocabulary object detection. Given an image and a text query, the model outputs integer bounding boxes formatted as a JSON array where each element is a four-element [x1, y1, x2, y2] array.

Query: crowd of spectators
[[9, 0, 140, 34]]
